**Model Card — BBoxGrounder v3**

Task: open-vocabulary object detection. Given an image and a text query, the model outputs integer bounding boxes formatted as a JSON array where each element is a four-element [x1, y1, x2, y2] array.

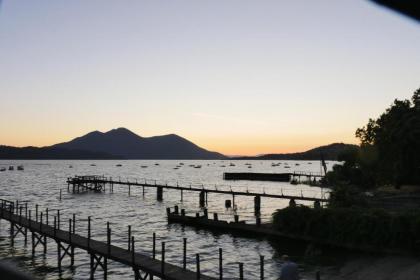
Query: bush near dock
[[272, 206, 420, 253]]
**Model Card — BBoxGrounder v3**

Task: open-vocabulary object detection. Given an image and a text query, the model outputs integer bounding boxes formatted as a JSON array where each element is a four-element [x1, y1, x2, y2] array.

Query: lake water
[[0, 160, 333, 279]]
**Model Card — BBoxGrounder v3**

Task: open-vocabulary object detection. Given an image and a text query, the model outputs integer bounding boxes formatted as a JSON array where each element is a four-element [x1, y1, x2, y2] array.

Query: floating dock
[[223, 172, 325, 182], [223, 172, 291, 182]]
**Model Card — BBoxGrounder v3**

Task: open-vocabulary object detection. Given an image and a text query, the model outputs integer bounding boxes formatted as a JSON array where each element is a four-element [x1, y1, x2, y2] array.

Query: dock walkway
[[0, 199, 216, 280]]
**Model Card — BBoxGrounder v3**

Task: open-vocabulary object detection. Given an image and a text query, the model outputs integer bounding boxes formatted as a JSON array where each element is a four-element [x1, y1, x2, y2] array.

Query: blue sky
[[0, 1, 419, 155]]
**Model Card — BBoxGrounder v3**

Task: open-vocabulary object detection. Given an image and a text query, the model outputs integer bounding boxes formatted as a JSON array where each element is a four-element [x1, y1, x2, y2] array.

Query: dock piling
[[183, 238, 187, 270], [128, 225, 131, 251], [161, 242, 165, 275], [152, 232, 156, 259], [196, 253, 200, 279], [219, 248, 223, 280]]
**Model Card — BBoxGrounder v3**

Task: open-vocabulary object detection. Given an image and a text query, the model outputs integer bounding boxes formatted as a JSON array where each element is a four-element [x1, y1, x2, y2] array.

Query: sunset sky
[[0, 1, 419, 156]]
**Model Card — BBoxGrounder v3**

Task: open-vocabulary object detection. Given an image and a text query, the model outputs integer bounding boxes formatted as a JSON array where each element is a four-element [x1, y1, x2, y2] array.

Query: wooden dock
[[67, 176, 328, 215], [165, 207, 406, 255], [223, 172, 291, 182], [0, 199, 219, 280]]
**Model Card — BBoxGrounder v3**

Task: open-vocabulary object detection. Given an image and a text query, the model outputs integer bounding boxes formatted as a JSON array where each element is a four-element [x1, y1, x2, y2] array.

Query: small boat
[[155, 163, 160, 166], [229, 163, 235, 166], [90, 164, 96, 166], [116, 164, 122, 167], [0, 167, 6, 172], [9, 166, 14, 170], [284, 166, 291, 169], [194, 165, 202, 169], [179, 163, 184, 165], [69, 165, 73, 168], [17, 165, 24, 171], [173, 167, 179, 170], [220, 165, 226, 167], [308, 162, 312, 165], [248, 166, 252, 168], [295, 163, 300, 166], [141, 166, 148, 168]]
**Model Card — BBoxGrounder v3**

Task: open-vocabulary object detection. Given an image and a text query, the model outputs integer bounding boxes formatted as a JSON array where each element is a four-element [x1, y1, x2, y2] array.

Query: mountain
[[232, 143, 358, 161], [0, 145, 119, 159], [50, 128, 225, 159]]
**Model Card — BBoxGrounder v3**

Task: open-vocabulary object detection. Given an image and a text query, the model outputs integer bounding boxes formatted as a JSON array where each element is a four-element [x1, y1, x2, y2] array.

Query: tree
[[354, 88, 420, 186]]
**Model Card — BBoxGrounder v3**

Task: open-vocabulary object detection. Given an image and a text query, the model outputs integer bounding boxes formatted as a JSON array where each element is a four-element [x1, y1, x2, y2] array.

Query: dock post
[[174, 205, 179, 214], [260, 255, 264, 280], [71, 216, 75, 266], [181, 189, 183, 202], [232, 194, 235, 209], [35, 204, 38, 222], [219, 248, 223, 280], [205, 191, 208, 206], [203, 208, 208, 218], [46, 208, 49, 225], [128, 225, 131, 251], [54, 216, 56, 237], [60, 189, 62, 201], [142, 186, 145, 197], [157, 186, 163, 201], [181, 209, 186, 216], [183, 238, 187, 270], [256, 216, 261, 227], [161, 242, 165, 275], [234, 215, 239, 223], [316, 271, 321, 280], [31, 231, 35, 256], [131, 236, 135, 263], [196, 253, 200, 279], [57, 210, 60, 230], [69, 219, 72, 243], [199, 191, 205, 207], [129, 184, 131, 196], [88, 216, 91, 249], [239, 262, 244, 280], [152, 233, 156, 259], [214, 213, 218, 221], [10, 220, 14, 246], [107, 222, 111, 257], [57, 241, 61, 272], [254, 195, 261, 216]]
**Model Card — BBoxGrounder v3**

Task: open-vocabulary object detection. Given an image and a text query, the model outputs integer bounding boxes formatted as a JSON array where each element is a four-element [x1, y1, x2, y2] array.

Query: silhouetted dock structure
[[67, 176, 328, 215], [223, 172, 324, 182], [223, 172, 291, 182], [0, 198, 224, 280]]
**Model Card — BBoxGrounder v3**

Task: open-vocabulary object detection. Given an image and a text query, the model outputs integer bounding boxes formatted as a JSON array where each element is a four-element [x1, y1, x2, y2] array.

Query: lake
[[0, 160, 333, 279]]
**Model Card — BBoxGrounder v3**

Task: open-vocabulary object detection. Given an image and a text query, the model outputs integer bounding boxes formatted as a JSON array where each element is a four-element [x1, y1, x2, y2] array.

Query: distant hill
[[0, 129, 354, 160], [50, 128, 225, 159], [0, 145, 118, 159], [232, 143, 358, 161]]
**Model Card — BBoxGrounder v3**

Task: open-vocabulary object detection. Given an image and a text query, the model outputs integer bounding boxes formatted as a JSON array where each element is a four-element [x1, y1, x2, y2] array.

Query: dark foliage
[[272, 206, 420, 252], [328, 88, 420, 188]]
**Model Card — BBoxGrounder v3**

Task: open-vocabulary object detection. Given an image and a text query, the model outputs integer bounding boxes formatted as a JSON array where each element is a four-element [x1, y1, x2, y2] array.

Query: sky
[[0, 1, 419, 156]]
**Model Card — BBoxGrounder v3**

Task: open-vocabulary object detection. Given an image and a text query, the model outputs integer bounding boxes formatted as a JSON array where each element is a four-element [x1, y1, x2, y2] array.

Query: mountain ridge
[[50, 128, 225, 159], [0, 128, 355, 160]]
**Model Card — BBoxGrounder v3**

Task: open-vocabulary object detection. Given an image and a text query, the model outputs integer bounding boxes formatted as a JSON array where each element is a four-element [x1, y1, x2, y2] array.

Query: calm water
[[0, 160, 333, 279]]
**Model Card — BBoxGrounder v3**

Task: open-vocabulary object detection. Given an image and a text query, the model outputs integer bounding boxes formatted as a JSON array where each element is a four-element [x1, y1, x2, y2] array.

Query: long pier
[[67, 176, 328, 215], [0, 199, 219, 280]]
